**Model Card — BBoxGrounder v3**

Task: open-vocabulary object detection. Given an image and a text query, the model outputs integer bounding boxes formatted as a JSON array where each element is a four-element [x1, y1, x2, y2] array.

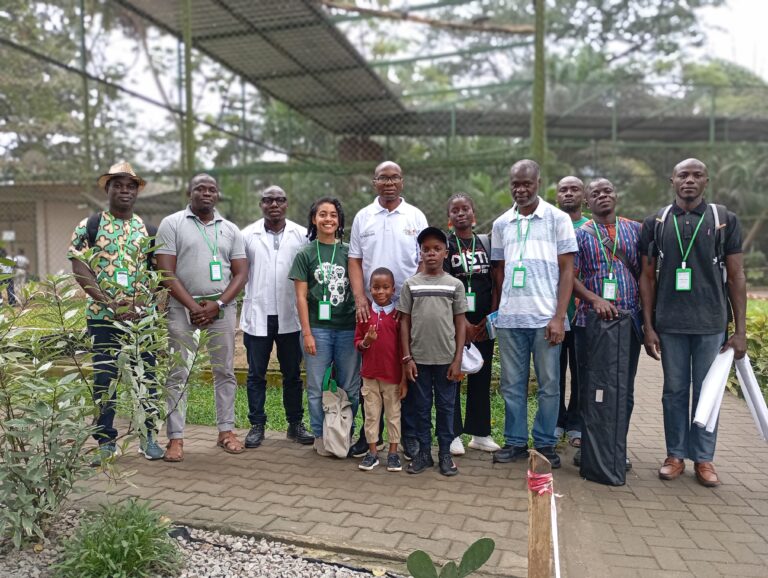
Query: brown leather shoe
[[694, 462, 721, 487], [163, 439, 184, 462], [658, 456, 685, 480]]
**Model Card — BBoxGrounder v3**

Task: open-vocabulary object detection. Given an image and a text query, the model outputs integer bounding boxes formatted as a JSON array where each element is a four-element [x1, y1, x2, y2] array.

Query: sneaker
[[535, 446, 561, 469], [245, 424, 265, 448], [439, 454, 459, 477], [376, 439, 386, 451], [406, 451, 430, 475], [492, 444, 528, 464], [386, 453, 402, 472], [287, 422, 314, 445], [314, 437, 332, 457], [450, 436, 465, 456], [573, 448, 581, 467], [468, 435, 501, 452], [403, 438, 419, 461], [359, 452, 379, 471], [348, 437, 369, 458], [138, 433, 165, 460], [626, 457, 632, 471], [90, 442, 116, 467]]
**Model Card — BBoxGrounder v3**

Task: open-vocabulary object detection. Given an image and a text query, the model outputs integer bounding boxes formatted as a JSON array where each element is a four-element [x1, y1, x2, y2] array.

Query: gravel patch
[[0, 509, 391, 578]]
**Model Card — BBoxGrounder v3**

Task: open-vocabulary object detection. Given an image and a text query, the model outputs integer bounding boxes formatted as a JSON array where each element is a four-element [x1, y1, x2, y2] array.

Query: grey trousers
[[165, 305, 237, 439]]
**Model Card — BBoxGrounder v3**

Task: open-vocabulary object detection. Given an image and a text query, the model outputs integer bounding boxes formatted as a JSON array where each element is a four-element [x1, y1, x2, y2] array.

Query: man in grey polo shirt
[[156, 173, 249, 462]]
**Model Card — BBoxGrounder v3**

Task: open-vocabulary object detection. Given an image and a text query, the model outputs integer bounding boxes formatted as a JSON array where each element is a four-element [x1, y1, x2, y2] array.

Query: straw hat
[[97, 161, 146, 191]]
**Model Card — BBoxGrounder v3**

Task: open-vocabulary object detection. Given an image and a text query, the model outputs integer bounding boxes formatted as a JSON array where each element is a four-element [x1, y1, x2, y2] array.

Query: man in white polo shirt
[[348, 160, 428, 458], [240, 185, 313, 449], [490, 159, 576, 469]]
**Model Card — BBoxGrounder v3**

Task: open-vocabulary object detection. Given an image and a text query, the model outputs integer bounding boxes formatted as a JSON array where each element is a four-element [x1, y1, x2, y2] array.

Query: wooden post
[[527, 449, 552, 578]]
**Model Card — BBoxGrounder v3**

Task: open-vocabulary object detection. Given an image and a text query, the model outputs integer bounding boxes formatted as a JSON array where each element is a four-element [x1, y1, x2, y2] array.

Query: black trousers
[[453, 338, 495, 437], [557, 330, 580, 434]]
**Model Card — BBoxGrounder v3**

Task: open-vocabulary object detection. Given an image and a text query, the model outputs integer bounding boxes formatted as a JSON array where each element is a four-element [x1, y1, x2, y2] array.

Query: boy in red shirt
[[354, 267, 407, 471]]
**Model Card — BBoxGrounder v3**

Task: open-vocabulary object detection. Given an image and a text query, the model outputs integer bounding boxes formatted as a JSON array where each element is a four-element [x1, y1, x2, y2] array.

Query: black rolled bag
[[577, 310, 632, 486]]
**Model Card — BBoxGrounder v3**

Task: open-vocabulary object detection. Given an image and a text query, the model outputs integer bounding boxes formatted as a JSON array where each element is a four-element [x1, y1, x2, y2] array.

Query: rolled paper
[[735, 355, 768, 441], [693, 348, 734, 429]]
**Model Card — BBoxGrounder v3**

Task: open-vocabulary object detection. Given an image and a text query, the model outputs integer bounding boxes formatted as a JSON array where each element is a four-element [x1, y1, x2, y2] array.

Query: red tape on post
[[527, 470, 553, 495]]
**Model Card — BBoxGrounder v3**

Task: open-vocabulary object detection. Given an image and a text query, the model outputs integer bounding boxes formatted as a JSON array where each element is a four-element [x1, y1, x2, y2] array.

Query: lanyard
[[593, 218, 619, 278], [455, 233, 476, 290], [673, 210, 705, 268], [315, 240, 338, 299], [194, 219, 219, 259], [515, 208, 531, 265], [107, 213, 136, 266]]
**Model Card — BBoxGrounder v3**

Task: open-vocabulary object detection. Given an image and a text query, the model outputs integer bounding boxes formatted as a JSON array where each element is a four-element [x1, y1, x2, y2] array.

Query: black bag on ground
[[578, 310, 631, 486]]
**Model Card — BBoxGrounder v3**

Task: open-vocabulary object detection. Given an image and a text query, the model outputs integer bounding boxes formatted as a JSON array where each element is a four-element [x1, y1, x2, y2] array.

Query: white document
[[735, 355, 768, 442], [693, 348, 734, 430]]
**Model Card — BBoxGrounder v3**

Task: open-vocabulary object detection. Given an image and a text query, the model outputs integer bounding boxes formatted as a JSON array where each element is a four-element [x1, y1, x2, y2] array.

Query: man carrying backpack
[[639, 158, 747, 487]]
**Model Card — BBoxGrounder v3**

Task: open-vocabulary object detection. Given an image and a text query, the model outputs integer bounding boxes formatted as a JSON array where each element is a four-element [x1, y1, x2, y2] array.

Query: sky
[[699, 0, 767, 80]]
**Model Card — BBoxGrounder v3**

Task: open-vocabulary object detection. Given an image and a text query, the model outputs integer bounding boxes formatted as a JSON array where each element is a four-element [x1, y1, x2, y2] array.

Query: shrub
[[738, 307, 768, 401], [55, 499, 182, 578]]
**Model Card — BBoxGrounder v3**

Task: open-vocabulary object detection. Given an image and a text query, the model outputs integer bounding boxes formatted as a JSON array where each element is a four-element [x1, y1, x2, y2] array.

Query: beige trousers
[[361, 377, 401, 444]]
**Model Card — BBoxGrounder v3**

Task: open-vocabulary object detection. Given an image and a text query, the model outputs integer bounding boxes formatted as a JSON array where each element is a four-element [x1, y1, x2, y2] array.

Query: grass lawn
[[748, 298, 768, 316], [185, 381, 538, 447]]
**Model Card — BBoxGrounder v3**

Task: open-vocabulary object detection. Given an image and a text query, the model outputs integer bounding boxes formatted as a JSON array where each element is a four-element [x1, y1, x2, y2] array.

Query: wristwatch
[[216, 299, 228, 310]]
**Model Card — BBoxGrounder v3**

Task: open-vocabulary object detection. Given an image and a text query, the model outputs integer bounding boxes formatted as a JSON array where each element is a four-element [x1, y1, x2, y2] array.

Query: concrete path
[[75, 355, 768, 577]]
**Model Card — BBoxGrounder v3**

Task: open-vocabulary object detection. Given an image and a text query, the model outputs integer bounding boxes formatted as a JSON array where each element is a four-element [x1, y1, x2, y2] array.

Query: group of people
[[0, 247, 30, 305], [68, 156, 746, 486]]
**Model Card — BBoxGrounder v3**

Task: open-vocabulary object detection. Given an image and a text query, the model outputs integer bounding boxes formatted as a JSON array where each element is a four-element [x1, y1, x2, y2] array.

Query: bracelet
[[401, 355, 413, 364]]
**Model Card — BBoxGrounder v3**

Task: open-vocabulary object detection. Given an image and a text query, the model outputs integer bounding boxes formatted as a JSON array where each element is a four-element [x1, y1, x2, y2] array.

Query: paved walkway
[[75, 355, 768, 577]]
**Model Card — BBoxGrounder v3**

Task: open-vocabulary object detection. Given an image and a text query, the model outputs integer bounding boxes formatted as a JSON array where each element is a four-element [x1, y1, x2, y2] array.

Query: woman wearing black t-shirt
[[445, 194, 500, 455]]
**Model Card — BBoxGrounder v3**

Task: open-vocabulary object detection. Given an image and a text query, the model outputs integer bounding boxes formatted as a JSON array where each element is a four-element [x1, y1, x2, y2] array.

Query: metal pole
[[79, 0, 93, 184], [531, 0, 546, 179], [709, 86, 717, 146], [182, 0, 195, 191], [241, 77, 249, 216], [178, 38, 185, 202]]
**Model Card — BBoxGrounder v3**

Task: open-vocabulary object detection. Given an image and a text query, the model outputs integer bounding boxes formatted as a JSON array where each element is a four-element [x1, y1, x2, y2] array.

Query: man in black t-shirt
[[639, 158, 747, 488]]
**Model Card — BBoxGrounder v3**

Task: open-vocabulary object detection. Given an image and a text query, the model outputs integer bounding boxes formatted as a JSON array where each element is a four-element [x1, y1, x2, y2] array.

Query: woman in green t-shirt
[[289, 197, 359, 455]]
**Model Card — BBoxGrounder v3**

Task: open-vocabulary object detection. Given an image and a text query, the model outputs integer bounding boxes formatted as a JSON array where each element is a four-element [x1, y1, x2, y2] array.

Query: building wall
[[36, 200, 90, 276]]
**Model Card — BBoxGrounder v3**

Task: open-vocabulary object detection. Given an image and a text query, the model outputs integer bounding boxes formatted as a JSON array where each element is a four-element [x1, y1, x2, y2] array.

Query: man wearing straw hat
[[68, 161, 165, 465]]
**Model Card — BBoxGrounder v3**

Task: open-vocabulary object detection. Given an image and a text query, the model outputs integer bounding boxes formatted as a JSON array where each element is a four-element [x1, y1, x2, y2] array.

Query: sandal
[[164, 439, 184, 462], [217, 431, 245, 454], [569, 437, 581, 448]]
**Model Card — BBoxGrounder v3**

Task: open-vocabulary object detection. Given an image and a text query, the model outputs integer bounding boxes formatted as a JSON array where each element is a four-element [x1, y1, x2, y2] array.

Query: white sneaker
[[468, 435, 501, 452], [450, 436, 465, 456], [313, 437, 332, 457]]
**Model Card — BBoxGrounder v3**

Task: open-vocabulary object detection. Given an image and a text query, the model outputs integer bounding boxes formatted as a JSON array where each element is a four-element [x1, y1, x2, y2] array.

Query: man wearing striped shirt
[[571, 178, 642, 470], [491, 160, 577, 468]]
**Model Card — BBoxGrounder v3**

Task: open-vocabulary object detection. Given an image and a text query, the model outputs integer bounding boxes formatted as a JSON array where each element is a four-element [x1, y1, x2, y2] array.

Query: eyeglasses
[[261, 197, 287, 205], [373, 175, 403, 184]]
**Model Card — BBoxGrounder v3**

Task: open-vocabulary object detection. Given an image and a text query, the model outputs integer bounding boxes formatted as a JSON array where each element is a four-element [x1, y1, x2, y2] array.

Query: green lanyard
[[455, 233, 476, 291], [515, 208, 531, 265], [194, 219, 219, 259], [593, 218, 619, 279], [107, 213, 136, 267], [315, 239, 338, 300], [673, 210, 705, 268]]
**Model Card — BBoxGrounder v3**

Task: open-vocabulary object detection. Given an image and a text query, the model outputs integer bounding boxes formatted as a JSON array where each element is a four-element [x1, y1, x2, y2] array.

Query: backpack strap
[[580, 221, 639, 278], [476, 233, 491, 256], [86, 212, 103, 248], [652, 204, 673, 261]]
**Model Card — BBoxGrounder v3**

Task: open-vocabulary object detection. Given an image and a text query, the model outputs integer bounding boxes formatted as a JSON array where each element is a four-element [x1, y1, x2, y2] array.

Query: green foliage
[[55, 499, 181, 578], [0, 276, 97, 549], [407, 538, 495, 578], [732, 305, 768, 401]]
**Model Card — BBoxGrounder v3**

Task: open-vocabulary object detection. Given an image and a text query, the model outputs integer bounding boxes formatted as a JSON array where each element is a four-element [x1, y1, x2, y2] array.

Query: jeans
[[304, 328, 360, 438], [497, 327, 561, 448], [244, 316, 304, 426], [87, 319, 157, 445], [453, 338, 495, 437], [557, 330, 579, 437], [411, 364, 457, 455], [659, 332, 724, 462]]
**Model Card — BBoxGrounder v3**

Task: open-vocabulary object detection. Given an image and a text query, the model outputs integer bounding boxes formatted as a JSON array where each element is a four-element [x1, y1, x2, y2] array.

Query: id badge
[[511, 266, 526, 288], [466, 292, 476, 312], [318, 300, 332, 321], [209, 260, 222, 281], [114, 268, 129, 287], [675, 267, 692, 292], [602, 278, 617, 301]]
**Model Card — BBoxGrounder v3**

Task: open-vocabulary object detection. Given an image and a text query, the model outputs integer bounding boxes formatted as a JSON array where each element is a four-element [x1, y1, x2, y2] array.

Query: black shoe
[[358, 452, 379, 471], [287, 422, 314, 445], [406, 450, 432, 475], [403, 438, 419, 461], [348, 437, 369, 458], [245, 424, 265, 448], [573, 448, 581, 467], [535, 446, 561, 469], [439, 454, 458, 477], [386, 453, 402, 472], [492, 444, 528, 464]]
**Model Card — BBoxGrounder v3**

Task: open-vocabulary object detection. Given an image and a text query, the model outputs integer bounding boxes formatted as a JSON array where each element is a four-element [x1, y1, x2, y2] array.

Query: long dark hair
[[306, 196, 345, 241]]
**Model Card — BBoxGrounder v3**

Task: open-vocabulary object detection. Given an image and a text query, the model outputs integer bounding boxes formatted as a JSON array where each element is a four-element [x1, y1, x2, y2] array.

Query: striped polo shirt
[[491, 198, 577, 329]]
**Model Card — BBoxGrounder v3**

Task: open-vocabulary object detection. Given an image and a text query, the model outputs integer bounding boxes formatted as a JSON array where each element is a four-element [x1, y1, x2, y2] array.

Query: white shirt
[[349, 197, 428, 299], [240, 219, 308, 336]]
